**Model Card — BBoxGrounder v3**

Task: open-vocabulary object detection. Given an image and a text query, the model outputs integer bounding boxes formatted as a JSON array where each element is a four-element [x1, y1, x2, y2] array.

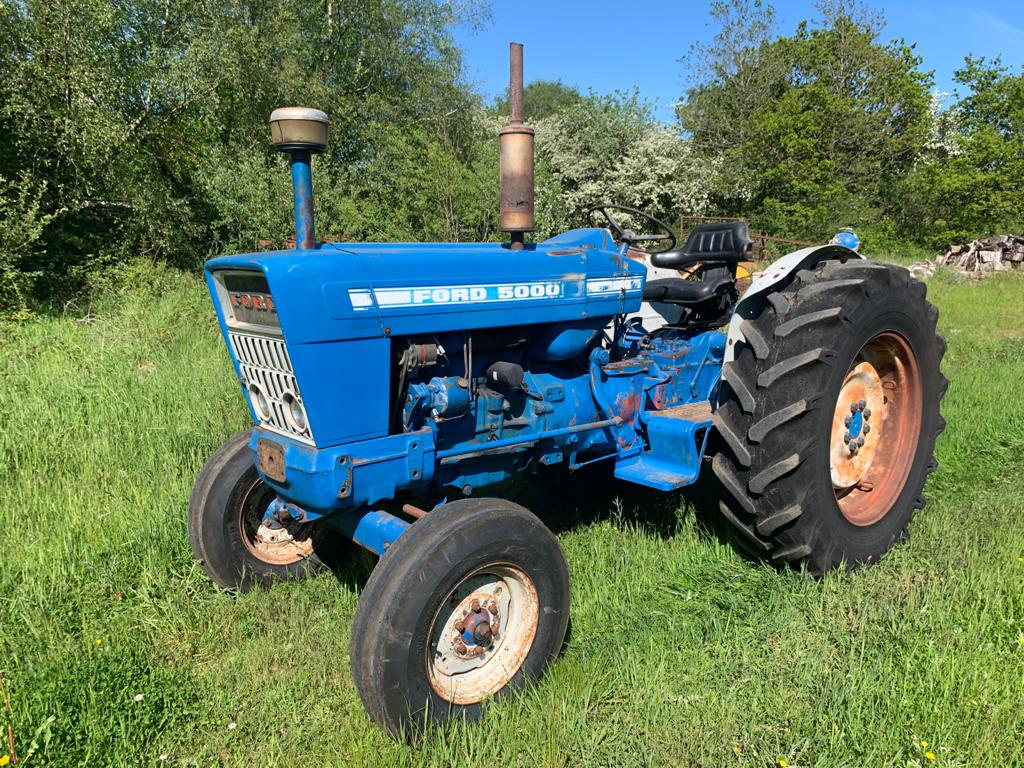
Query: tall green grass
[[1, 263, 1021, 767]]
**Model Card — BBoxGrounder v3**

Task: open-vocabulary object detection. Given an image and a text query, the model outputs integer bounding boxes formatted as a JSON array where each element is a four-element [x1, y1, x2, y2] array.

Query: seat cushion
[[642, 278, 719, 304]]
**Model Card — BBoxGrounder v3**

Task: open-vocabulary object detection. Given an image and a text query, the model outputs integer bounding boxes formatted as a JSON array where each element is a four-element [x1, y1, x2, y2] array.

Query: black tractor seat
[[649, 220, 753, 269], [642, 269, 734, 305], [643, 277, 721, 304]]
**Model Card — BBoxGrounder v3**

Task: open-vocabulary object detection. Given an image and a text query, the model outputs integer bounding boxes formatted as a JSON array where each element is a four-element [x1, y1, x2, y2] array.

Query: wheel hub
[[452, 598, 501, 657], [239, 488, 316, 565], [829, 332, 923, 527], [427, 564, 538, 705], [830, 361, 884, 490]]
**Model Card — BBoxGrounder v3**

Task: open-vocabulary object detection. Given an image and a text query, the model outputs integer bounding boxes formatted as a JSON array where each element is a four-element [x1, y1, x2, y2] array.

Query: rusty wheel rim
[[426, 564, 539, 705], [830, 331, 923, 526], [237, 479, 318, 565]]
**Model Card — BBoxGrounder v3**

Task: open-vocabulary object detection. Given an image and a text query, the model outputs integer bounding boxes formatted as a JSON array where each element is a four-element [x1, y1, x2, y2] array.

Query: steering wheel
[[586, 203, 677, 254]]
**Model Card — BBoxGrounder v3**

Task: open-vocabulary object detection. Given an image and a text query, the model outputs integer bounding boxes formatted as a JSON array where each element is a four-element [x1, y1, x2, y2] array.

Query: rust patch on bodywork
[[257, 438, 286, 483], [614, 389, 643, 423]]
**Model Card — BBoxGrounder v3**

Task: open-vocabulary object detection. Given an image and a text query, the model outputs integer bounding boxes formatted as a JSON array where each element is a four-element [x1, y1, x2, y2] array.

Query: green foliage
[[0, 0, 491, 312], [494, 79, 583, 121], [317, 118, 498, 243], [0, 174, 53, 317], [897, 57, 1024, 247], [535, 91, 715, 237], [680, 1, 933, 240], [677, 0, 780, 155]]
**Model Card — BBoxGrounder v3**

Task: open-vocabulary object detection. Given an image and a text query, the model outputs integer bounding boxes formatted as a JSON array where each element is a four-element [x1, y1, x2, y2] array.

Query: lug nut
[[471, 599, 481, 613], [454, 639, 467, 654], [850, 403, 858, 413], [843, 432, 852, 444], [856, 436, 865, 446], [488, 601, 498, 615], [863, 424, 870, 434], [844, 415, 852, 427], [454, 620, 465, 632], [863, 408, 871, 419], [858, 399, 866, 410]]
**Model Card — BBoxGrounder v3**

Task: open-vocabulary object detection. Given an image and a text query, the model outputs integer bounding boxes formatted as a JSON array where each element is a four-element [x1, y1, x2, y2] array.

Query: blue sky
[[454, 0, 1024, 121]]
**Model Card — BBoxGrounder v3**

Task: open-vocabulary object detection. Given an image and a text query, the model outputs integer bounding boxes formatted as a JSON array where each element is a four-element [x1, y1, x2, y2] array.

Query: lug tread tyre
[[721, 366, 756, 413], [757, 348, 832, 388], [717, 501, 772, 551], [712, 259, 946, 574], [756, 503, 803, 536], [716, 413, 752, 466], [739, 319, 770, 360], [748, 399, 811, 443]]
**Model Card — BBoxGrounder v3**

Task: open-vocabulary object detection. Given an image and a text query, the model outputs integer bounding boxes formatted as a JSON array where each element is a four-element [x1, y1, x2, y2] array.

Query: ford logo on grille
[[230, 292, 276, 312]]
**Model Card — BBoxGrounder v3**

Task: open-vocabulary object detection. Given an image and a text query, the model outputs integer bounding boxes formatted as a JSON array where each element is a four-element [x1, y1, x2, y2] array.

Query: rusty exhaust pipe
[[499, 42, 535, 250]]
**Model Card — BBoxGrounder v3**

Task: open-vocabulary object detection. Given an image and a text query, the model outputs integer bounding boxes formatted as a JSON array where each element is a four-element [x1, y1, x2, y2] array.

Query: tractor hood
[[204, 228, 645, 345]]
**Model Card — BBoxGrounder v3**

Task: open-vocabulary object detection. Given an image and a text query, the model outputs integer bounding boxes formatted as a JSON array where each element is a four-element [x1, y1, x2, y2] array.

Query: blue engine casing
[[204, 227, 725, 551]]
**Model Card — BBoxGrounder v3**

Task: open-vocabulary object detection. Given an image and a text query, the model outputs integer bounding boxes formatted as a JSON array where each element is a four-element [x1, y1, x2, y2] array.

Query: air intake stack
[[499, 42, 535, 250], [269, 107, 329, 250]]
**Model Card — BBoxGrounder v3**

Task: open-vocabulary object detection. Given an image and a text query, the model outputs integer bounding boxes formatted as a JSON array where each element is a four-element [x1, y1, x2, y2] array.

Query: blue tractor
[[190, 45, 946, 738]]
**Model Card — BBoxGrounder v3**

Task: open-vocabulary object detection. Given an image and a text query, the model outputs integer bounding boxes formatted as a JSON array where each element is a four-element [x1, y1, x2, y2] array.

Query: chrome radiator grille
[[228, 331, 313, 444]]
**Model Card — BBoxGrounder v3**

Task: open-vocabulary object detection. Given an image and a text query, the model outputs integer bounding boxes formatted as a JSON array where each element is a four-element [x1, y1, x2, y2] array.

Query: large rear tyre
[[189, 430, 349, 591], [712, 259, 947, 574], [349, 498, 570, 740]]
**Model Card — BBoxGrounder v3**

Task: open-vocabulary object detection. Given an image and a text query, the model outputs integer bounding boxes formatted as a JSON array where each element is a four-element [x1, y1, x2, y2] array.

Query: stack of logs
[[911, 235, 1024, 278]]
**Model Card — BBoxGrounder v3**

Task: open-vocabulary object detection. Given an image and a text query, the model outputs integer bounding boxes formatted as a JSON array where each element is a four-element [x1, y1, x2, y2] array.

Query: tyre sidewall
[[190, 431, 329, 590], [355, 501, 570, 736]]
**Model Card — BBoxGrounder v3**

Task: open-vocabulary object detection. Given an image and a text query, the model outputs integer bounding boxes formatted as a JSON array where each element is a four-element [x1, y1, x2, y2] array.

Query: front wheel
[[188, 430, 348, 591], [712, 259, 947, 574], [349, 498, 570, 739]]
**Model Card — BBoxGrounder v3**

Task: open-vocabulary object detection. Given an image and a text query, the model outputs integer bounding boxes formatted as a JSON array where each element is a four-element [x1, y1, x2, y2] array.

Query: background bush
[[1, 0, 1023, 316]]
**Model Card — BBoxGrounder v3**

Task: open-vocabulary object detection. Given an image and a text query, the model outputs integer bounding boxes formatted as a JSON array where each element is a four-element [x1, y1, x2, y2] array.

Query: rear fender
[[725, 245, 862, 363]]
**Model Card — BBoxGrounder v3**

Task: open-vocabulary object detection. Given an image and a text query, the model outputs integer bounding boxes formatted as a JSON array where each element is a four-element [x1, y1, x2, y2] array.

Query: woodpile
[[910, 235, 1024, 278]]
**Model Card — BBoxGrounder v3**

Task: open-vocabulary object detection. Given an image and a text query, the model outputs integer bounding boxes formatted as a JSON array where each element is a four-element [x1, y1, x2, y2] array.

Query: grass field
[[1, 261, 1022, 767]]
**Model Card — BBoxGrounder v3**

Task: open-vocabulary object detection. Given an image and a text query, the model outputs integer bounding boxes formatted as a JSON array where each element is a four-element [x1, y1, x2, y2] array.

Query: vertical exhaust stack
[[269, 107, 329, 250], [499, 42, 535, 250]]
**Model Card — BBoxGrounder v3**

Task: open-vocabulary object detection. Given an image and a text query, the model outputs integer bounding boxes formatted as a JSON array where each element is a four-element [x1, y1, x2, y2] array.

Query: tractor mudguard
[[724, 244, 861, 362]]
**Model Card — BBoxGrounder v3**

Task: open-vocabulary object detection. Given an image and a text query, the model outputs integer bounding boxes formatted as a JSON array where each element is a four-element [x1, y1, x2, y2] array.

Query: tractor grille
[[228, 331, 314, 445]]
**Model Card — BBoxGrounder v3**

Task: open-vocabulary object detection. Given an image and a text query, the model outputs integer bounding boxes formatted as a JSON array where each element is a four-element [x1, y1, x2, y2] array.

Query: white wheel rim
[[426, 564, 539, 705]]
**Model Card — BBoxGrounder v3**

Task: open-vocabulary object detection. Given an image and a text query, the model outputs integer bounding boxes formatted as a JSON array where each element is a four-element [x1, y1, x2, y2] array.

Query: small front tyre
[[189, 430, 347, 591], [349, 498, 570, 739]]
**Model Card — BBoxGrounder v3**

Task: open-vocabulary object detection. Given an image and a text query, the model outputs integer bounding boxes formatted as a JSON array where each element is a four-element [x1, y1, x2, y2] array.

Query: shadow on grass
[[508, 460, 758, 562], [319, 541, 379, 593], [321, 458, 765, 594]]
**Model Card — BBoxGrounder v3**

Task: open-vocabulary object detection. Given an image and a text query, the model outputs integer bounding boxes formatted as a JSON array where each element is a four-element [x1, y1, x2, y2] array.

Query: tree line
[[1, 0, 1021, 316]]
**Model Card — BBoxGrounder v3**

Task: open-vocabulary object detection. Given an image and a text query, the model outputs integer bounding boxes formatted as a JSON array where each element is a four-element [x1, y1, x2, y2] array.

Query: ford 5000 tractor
[[189, 44, 946, 739]]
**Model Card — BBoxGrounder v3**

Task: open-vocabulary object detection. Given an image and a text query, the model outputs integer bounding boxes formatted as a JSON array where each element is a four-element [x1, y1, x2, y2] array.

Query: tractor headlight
[[282, 391, 307, 432], [248, 383, 271, 422]]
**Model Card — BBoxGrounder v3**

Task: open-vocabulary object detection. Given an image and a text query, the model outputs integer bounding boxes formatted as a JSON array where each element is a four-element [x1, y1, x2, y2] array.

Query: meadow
[[1, 261, 1022, 767]]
